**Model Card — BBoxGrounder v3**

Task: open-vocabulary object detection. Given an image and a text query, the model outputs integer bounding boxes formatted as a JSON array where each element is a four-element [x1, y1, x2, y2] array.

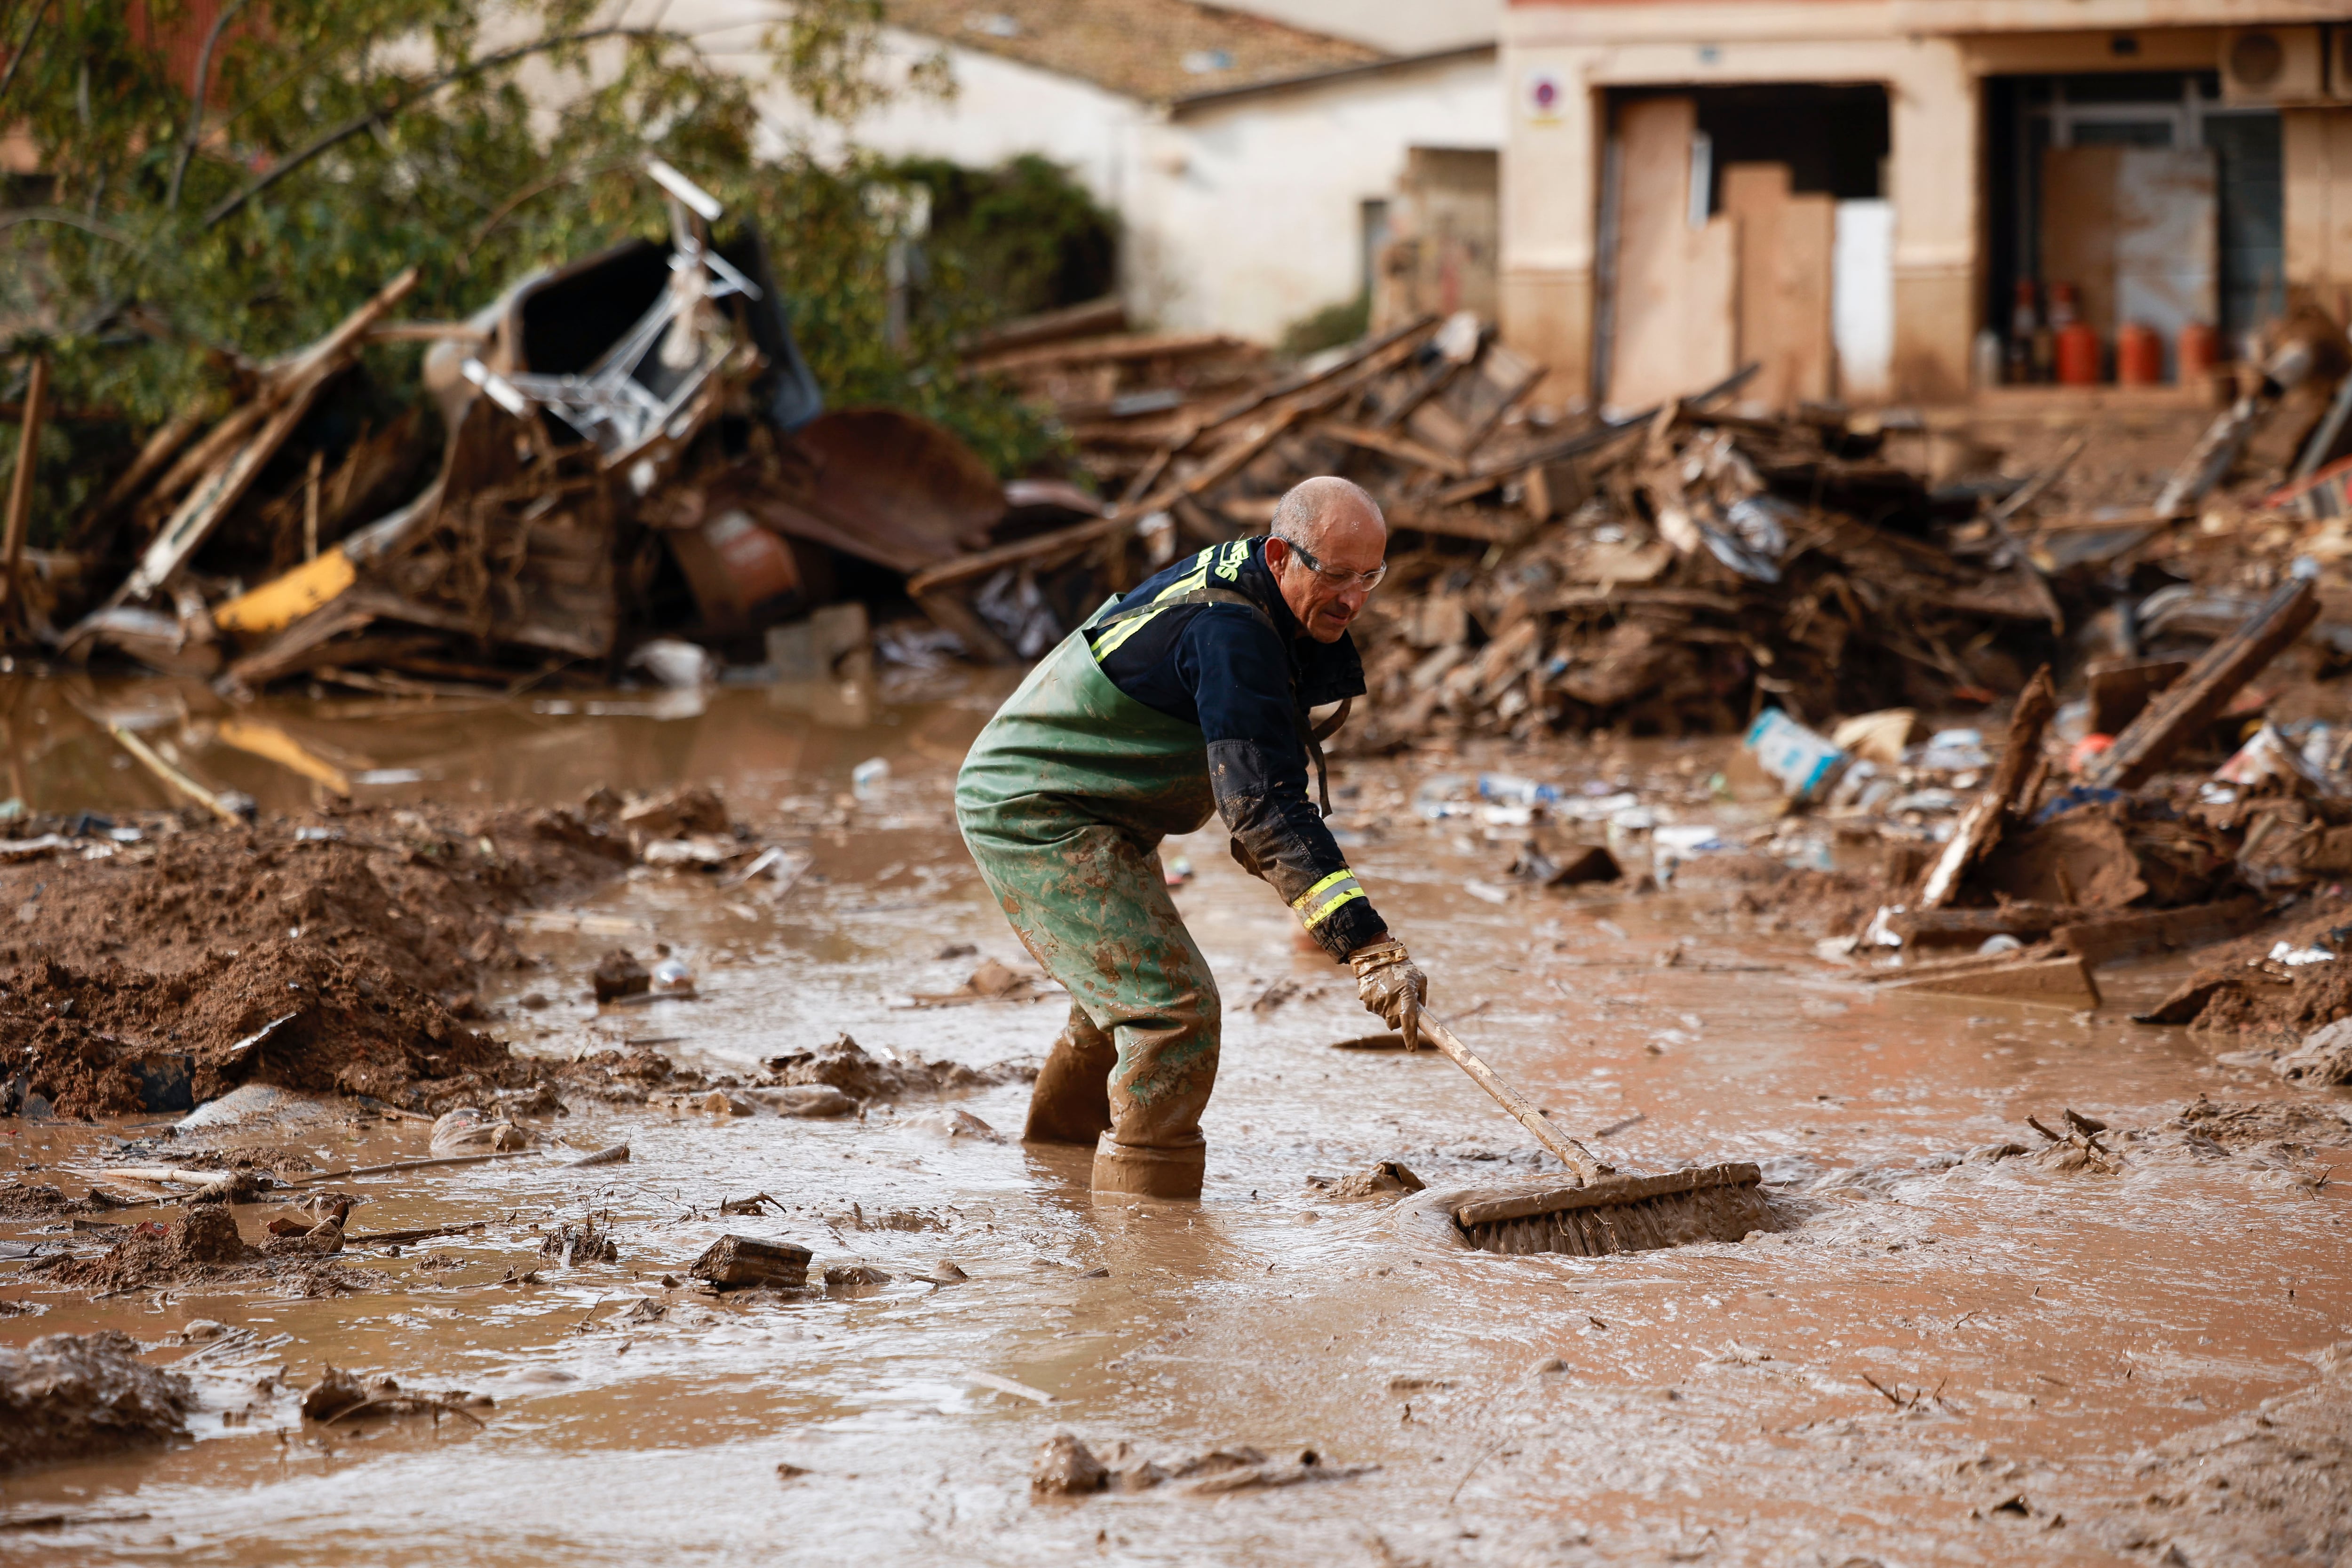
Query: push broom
[[1416, 1012, 1764, 1256]]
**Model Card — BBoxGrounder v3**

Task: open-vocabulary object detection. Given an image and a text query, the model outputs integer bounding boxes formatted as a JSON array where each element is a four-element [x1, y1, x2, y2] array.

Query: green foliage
[[890, 153, 1117, 321], [0, 0, 1065, 542], [1279, 295, 1372, 359]]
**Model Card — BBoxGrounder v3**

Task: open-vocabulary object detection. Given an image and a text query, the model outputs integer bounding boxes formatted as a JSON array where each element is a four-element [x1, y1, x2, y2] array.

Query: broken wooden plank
[[106, 723, 242, 823], [1384, 503, 1525, 545], [2084, 575, 2321, 790], [0, 353, 47, 617], [1312, 420, 1468, 479], [1190, 314, 1438, 441], [1890, 953, 2100, 1007], [906, 408, 1302, 600], [68, 398, 217, 550], [1887, 903, 2092, 946], [966, 329, 1243, 378], [2087, 655, 2191, 737], [111, 270, 421, 609], [2053, 896, 2264, 967], [1914, 665, 2057, 911]]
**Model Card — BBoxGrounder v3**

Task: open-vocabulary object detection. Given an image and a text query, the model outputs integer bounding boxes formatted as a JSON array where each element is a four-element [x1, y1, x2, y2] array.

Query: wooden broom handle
[[1416, 1012, 1612, 1184]]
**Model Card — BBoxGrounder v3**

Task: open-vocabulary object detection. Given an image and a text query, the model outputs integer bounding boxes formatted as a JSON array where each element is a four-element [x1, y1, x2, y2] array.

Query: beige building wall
[[2286, 109, 2352, 322], [1502, 2, 2352, 407]]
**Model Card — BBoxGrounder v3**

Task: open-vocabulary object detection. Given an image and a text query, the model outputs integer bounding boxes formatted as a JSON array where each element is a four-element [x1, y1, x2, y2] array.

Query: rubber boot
[[1091, 1129, 1206, 1201], [1022, 1004, 1117, 1146]]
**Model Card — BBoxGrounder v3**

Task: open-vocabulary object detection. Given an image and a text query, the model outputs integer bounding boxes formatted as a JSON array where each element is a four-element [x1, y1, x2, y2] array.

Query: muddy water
[[3, 672, 2350, 1564]]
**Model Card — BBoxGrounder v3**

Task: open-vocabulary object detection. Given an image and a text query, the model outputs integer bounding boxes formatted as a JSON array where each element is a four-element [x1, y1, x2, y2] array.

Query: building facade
[[1500, 0, 2352, 409]]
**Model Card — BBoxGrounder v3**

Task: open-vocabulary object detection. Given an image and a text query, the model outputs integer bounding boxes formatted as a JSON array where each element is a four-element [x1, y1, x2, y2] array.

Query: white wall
[[1133, 54, 1504, 339], [675, 3, 1498, 343]]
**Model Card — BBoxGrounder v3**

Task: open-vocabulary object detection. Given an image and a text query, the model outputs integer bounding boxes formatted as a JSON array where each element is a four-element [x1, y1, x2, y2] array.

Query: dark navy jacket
[[1087, 536, 1383, 960]]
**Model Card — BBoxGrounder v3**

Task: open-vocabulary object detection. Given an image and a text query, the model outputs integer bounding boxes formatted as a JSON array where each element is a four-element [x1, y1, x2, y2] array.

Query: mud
[[29, 1206, 372, 1297], [764, 1032, 1037, 1100], [0, 1332, 193, 1472], [1, 679, 2350, 1564], [0, 799, 667, 1118]]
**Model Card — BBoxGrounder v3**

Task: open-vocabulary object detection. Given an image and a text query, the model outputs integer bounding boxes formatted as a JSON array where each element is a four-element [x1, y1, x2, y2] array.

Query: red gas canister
[[2178, 320, 2221, 384], [2115, 322, 2163, 385], [2055, 322, 2102, 386]]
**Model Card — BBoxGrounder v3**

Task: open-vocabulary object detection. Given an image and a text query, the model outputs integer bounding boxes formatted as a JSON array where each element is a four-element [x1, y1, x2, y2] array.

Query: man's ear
[[1263, 536, 1289, 570]]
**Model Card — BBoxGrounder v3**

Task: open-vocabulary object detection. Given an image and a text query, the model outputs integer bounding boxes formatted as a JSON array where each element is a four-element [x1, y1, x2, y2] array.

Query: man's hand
[[1349, 935, 1428, 1050]]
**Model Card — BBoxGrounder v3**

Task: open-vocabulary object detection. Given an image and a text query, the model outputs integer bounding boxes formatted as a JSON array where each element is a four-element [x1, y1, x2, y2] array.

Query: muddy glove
[[1350, 935, 1428, 1051]]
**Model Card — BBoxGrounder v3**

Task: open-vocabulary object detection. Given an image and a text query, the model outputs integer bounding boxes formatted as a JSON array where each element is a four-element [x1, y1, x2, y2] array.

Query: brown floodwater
[[2, 670, 2348, 1564]]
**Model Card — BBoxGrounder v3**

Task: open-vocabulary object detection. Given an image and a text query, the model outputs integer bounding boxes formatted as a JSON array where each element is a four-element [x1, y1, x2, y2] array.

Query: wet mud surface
[[1, 674, 2350, 1564]]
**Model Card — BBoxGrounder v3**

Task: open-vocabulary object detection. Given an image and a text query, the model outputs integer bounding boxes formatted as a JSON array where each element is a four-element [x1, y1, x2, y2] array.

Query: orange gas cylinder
[[2178, 321, 2221, 383], [2115, 322, 2164, 385], [2055, 321, 2102, 386]]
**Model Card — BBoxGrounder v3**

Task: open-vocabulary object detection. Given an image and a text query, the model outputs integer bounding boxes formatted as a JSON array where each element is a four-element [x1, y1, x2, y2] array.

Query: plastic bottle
[[2007, 280, 2039, 385], [1973, 328, 2004, 390]]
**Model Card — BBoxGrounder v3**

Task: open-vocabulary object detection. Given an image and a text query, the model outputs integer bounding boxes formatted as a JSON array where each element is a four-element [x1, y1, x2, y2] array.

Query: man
[[956, 476, 1429, 1201]]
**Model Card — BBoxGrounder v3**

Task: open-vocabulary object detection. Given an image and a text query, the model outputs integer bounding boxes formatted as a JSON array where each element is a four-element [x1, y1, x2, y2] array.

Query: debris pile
[[15, 163, 1102, 692]]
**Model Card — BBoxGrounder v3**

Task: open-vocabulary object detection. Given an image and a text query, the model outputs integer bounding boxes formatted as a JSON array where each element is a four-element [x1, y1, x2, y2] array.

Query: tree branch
[[166, 0, 251, 212], [0, 0, 50, 114], [0, 206, 142, 249], [202, 24, 674, 231]]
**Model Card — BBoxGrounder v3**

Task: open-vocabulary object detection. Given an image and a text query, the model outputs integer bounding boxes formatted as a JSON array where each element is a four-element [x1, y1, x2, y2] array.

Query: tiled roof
[[884, 0, 1387, 105]]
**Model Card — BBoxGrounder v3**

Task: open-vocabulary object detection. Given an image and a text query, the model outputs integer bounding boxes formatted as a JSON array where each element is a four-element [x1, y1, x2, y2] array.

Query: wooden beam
[[0, 354, 48, 617], [2053, 896, 2263, 968], [1913, 664, 2056, 911], [2084, 576, 2320, 789], [1890, 954, 2100, 1007], [1313, 419, 1468, 478]]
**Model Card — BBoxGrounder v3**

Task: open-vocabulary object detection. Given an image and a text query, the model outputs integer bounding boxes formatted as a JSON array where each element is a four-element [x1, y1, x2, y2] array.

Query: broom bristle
[[1453, 1162, 1764, 1257]]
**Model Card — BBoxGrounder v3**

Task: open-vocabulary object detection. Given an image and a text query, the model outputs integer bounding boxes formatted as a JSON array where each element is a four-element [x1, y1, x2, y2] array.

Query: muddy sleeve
[[1176, 608, 1386, 962]]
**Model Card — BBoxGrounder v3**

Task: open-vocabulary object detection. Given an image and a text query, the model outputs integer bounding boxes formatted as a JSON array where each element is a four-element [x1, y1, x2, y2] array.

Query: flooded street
[[4, 674, 2349, 1565]]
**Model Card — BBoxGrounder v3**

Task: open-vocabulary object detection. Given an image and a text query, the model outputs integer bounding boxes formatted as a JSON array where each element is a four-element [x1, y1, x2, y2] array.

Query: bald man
[[956, 477, 1428, 1200]]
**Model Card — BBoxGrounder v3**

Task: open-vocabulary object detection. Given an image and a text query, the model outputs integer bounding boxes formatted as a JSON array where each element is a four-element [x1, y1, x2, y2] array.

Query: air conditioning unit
[[2221, 26, 2324, 105]]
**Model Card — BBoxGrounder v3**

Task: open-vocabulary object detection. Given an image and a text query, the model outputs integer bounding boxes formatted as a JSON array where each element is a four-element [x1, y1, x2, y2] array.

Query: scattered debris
[[540, 1216, 620, 1266]]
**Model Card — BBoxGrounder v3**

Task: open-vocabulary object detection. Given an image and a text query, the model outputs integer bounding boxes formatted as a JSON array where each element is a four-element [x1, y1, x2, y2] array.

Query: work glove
[[1349, 935, 1428, 1051]]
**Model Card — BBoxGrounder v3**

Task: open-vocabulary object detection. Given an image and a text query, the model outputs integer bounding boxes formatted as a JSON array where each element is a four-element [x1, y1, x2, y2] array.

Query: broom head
[[1453, 1162, 1764, 1257]]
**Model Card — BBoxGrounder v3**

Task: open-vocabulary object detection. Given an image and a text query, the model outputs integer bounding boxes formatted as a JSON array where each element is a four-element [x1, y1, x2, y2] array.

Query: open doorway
[[1596, 84, 1890, 411], [1984, 71, 2282, 381]]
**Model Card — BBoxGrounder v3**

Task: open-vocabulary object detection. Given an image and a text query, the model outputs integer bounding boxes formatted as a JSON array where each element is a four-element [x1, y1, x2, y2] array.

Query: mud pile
[[762, 1034, 1036, 1099], [0, 1331, 194, 1473], [32, 1206, 369, 1297], [0, 800, 636, 1118]]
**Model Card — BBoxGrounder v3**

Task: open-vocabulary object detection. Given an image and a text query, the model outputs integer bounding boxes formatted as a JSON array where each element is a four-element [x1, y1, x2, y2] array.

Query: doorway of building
[[1596, 84, 1890, 411], [1985, 71, 2282, 382]]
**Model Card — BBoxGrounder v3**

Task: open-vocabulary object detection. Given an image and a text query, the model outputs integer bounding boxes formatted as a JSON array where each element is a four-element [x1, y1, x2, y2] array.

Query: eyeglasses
[[1280, 539, 1387, 591]]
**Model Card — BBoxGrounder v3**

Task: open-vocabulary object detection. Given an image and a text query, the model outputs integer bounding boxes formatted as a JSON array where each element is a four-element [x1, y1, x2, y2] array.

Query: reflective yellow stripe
[[1292, 868, 1356, 907], [1089, 605, 1167, 661], [1153, 566, 1208, 601], [1291, 867, 1365, 929], [1300, 887, 1366, 929]]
